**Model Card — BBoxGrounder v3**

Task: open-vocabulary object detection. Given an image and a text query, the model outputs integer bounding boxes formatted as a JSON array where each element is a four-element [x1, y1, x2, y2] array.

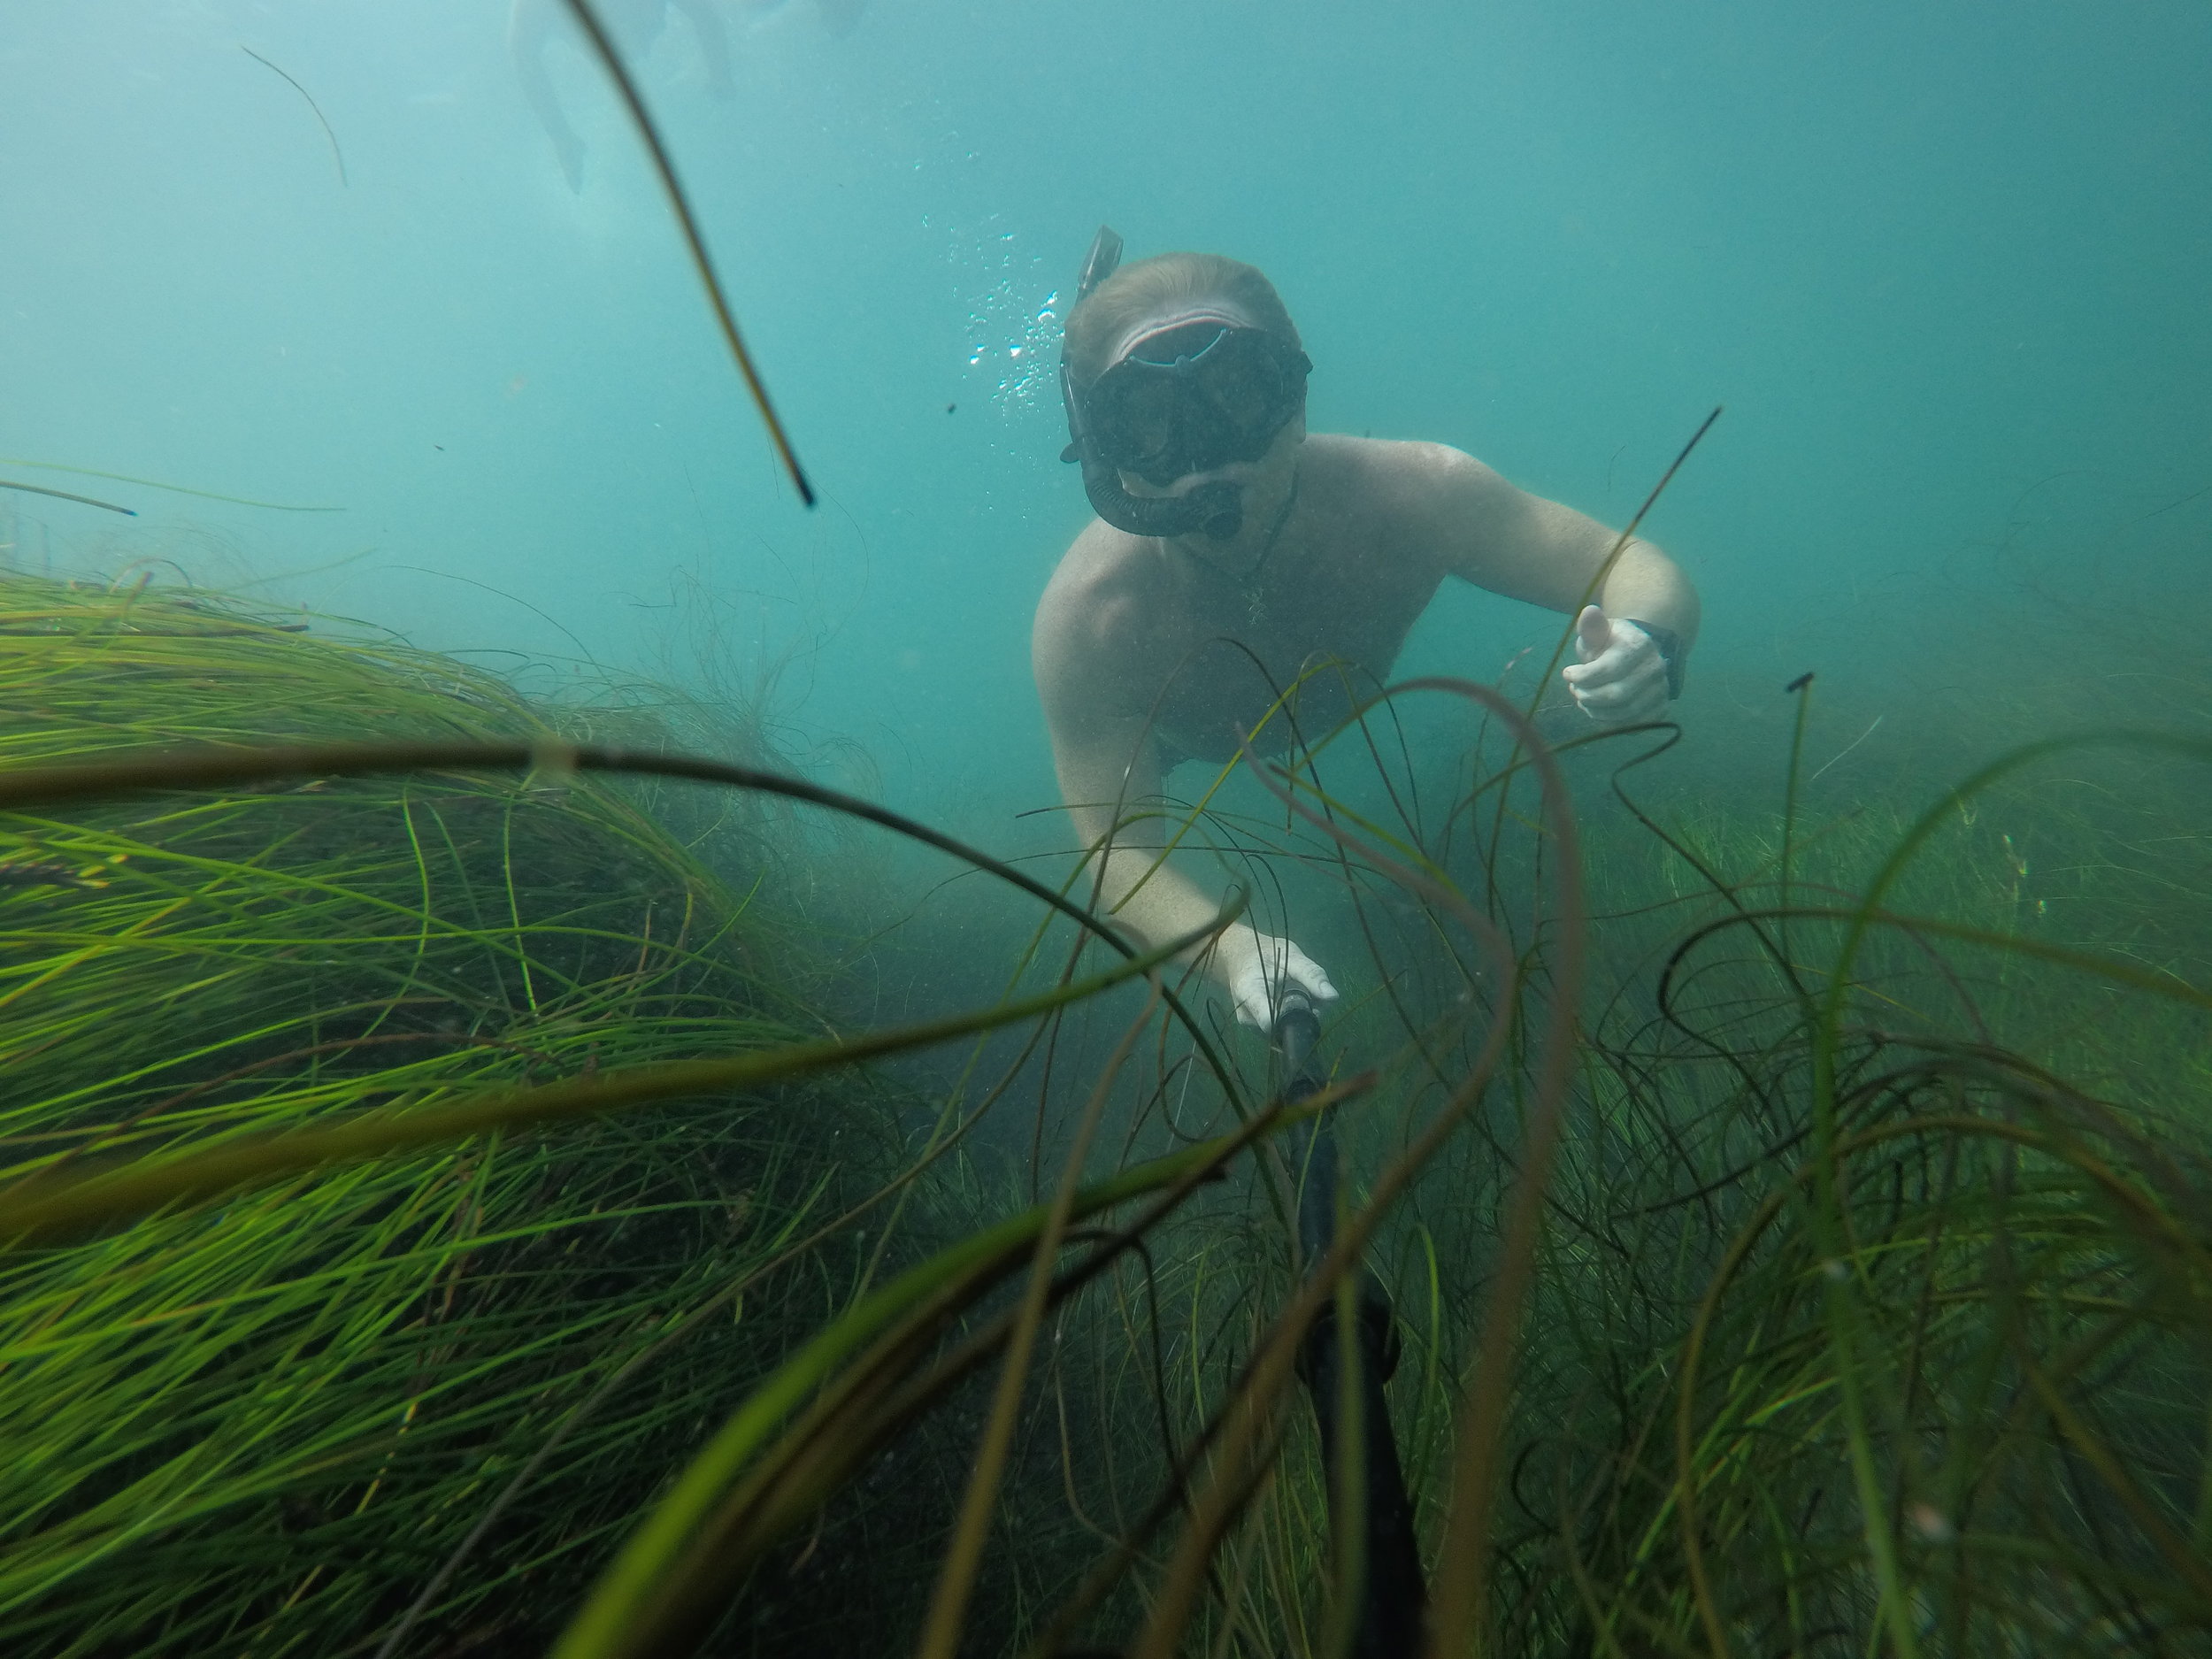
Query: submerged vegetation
[[4, 565, 2206, 1657], [1120, 680, 2212, 1658], [0, 574, 902, 1653], [1463, 726, 2212, 1656]]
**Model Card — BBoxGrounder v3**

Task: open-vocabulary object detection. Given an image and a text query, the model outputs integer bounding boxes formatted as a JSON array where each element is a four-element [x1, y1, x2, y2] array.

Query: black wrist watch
[[1621, 618, 1685, 700]]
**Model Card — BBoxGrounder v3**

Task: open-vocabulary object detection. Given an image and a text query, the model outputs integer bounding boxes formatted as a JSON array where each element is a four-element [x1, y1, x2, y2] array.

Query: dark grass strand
[[556, 0, 815, 506], [1480, 404, 1722, 904], [242, 47, 349, 187], [0, 457, 342, 511], [0, 478, 135, 516]]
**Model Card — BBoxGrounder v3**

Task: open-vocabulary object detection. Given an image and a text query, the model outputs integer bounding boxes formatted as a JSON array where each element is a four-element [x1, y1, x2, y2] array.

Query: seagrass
[[1018, 670, 2212, 1659], [0, 573, 878, 1656], [6, 580, 2208, 1659]]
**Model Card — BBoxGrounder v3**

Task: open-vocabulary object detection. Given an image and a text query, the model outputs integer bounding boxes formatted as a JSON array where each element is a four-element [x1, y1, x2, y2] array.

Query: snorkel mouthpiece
[[1075, 447, 1244, 541], [1193, 487, 1244, 541]]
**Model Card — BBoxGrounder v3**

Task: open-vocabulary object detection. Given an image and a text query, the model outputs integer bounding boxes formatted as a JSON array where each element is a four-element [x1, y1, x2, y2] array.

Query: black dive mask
[[1058, 227, 1310, 541], [1087, 323, 1311, 487]]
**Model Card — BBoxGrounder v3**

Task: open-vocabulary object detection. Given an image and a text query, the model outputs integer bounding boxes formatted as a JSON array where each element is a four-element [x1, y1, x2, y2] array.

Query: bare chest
[[1143, 536, 1441, 764]]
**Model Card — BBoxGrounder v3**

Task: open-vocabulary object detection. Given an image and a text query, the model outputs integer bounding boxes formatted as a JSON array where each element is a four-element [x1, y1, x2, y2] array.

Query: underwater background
[[6, 0, 2208, 828], [5, 4, 2212, 1657]]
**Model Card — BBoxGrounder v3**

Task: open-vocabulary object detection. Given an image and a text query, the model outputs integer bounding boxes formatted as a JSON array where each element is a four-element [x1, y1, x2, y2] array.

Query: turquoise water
[[2, 0, 2207, 832], [5, 10, 2212, 1653]]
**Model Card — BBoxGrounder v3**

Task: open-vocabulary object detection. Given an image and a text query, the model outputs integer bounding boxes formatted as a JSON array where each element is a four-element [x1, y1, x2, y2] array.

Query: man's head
[[1060, 241, 1310, 541]]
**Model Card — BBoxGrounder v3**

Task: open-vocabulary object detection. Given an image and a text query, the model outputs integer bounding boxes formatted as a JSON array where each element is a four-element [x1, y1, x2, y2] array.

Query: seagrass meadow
[[1071, 672, 2212, 1659], [0, 574, 926, 1655], [4, 566, 2212, 1659]]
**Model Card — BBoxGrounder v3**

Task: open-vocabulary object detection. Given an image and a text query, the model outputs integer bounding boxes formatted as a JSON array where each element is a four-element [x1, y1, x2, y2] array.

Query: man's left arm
[[1419, 445, 1701, 725]]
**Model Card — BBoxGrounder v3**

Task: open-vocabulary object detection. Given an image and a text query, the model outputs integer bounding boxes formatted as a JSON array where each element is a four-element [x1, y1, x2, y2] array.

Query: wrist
[[1182, 915, 1256, 975], [1619, 618, 1685, 699]]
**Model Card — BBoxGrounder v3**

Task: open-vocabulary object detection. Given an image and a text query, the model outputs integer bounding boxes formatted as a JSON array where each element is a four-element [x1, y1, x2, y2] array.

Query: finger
[[1564, 651, 1626, 687], [1567, 662, 1629, 702], [1278, 941, 1337, 999], [1575, 675, 1670, 726], [1573, 635, 1665, 692], [1574, 604, 1611, 664], [1564, 638, 1645, 691], [1572, 677, 1648, 714], [1571, 657, 1665, 715]]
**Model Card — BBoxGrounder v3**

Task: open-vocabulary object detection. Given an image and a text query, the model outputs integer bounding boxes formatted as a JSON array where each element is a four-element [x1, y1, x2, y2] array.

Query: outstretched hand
[[1560, 606, 1671, 726], [1228, 931, 1340, 1029]]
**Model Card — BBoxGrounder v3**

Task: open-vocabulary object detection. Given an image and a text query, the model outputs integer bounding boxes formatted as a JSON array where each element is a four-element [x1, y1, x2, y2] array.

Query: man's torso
[[1052, 435, 1454, 764]]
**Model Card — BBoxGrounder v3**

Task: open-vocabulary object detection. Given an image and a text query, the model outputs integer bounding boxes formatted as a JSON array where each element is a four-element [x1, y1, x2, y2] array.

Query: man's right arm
[[1031, 564, 1333, 1025], [1032, 573, 1227, 956]]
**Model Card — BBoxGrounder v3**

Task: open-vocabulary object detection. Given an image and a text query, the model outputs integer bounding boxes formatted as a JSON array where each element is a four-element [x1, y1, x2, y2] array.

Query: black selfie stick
[[1272, 991, 1426, 1658]]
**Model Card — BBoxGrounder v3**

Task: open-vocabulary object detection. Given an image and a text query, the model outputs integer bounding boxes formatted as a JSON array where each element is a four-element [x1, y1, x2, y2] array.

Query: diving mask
[[1083, 320, 1311, 489], [1057, 225, 1310, 541]]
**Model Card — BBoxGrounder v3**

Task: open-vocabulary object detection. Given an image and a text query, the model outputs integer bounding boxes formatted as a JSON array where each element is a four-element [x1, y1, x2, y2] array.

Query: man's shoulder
[[1039, 520, 1158, 613], [1304, 434, 1506, 557], [1309, 433, 1494, 495], [1033, 523, 1166, 678]]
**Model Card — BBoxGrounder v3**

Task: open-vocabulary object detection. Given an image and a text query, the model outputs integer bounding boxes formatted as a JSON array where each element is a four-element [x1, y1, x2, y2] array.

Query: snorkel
[[1058, 226, 1248, 541]]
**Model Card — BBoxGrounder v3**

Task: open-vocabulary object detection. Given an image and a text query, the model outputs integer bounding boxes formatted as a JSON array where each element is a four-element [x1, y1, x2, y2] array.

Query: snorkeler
[[1033, 229, 1702, 1028]]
